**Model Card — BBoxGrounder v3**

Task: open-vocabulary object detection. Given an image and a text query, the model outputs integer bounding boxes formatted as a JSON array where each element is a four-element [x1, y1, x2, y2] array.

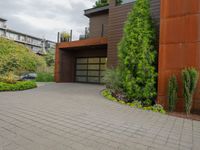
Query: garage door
[[75, 57, 107, 84]]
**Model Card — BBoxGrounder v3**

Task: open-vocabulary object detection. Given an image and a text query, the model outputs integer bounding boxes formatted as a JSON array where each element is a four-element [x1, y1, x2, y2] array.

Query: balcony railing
[[57, 24, 106, 43], [57, 27, 89, 43]]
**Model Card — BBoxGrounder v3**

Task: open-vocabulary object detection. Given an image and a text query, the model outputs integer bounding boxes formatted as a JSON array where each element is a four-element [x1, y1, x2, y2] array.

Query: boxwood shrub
[[0, 81, 37, 92]]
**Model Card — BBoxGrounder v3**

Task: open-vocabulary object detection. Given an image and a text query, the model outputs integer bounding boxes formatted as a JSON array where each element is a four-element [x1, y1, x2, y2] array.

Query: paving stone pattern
[[0, 83, 200, 150]]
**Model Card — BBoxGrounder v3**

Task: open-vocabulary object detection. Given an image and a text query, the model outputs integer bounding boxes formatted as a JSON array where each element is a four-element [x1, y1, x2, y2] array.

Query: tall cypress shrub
[[118, 0, 157, 101], [168, 75, 178, 112], [182, 68, 199, 115]]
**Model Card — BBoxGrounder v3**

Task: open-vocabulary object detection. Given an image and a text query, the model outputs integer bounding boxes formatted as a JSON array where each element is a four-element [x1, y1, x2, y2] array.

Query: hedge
[[0, 81, 37, 91], [35, 72, 54, 82]]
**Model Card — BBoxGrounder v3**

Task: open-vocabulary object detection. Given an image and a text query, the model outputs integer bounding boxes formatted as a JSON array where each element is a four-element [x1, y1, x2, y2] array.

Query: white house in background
[[0, 17, 56, 54]]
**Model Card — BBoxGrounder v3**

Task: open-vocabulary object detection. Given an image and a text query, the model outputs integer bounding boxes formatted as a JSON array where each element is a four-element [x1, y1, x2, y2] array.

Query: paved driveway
[[0, 83, 199, 150]]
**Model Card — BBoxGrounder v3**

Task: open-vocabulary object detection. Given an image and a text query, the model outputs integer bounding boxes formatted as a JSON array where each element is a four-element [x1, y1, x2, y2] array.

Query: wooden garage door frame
[[75, 57, 107, 84]]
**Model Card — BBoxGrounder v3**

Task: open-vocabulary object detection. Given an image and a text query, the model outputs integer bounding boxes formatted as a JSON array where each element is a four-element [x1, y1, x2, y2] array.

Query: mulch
[[168, 112, 200, 121]]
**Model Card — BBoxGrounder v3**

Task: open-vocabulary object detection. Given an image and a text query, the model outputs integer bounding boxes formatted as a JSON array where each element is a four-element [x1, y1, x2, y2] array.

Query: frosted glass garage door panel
[[88, 58, 100, 63], [88, 64, 99, 70], [76, 77, 87, 82], [76, 65, 87, 70], [76, 71, 87, 76], [88, 77, 99, 83], [76, 58, 87, 64], [88, 71, 99, 76]]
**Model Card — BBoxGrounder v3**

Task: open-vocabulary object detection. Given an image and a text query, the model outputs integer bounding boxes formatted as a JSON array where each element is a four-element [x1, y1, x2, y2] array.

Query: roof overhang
[[84, 6, 109, 17], [0, 18, 7, 22], [57, 37, 107, 49]]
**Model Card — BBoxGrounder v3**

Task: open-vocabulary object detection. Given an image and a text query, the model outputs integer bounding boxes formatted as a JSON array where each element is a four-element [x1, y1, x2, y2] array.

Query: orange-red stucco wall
[[157, 0, 200, 113]]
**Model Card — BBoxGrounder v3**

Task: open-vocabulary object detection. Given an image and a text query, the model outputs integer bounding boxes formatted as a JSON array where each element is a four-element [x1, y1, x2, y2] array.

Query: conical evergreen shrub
[[168, 75, 178, 112], [118, 0, 157, 102], [182, 68, 199, 115]]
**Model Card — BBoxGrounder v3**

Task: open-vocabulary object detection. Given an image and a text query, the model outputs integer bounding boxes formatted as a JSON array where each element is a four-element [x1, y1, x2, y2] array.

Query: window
[[0, 22, 6, 28], [116, 0, 135, 5], [0, 29, 4, 36], [7, 32, 18, 40], [19, 35, 26, 42], [32, 39, 42, 46]]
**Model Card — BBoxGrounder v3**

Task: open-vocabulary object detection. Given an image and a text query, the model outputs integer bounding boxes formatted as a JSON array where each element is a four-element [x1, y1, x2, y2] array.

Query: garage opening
[[75, 57, 107, 84]]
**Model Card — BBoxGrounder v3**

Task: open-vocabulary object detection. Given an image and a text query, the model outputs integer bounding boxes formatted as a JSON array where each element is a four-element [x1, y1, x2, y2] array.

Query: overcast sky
[[0, 0, 96, 42]]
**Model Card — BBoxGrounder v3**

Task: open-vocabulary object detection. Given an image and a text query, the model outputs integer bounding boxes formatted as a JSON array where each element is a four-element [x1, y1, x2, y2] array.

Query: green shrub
[[102, 68, 123, 93], [128, 101, 143, 109], [182, 68, 199, 115], [0, 81, 37, 91], [94, 0, 108, 8], [142, 99, 153, 107], [44, 50, 55, 67], [0, 72, 19, 84], [0, 38, 46, 75], [143, 104, 166, 114], [101, 89, 165, 114], [36, 72, 54, 82], [101, 90, 118, 101], [60, 32, 70, 42], [167, 75, 178, 112], [118, 0, 157, 102]]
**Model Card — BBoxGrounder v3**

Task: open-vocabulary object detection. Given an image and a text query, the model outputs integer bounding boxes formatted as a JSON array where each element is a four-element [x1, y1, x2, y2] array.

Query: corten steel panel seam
[[57, 37, 108, 49]]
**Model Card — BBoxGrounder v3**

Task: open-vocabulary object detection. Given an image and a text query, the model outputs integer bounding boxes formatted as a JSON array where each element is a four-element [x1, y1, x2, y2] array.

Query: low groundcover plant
[[101, 89, 166, 114], [0, 81, 37, 92]]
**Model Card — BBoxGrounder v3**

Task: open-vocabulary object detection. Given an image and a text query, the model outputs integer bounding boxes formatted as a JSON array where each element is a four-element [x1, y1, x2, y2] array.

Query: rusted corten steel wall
[[107, 0, 160, 67], [89, 13, 109, 38], [157, 0, 200, 112]]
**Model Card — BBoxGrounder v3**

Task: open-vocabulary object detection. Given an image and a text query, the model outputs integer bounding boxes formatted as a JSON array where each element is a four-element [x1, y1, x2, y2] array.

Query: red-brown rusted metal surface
[[157, 0, 200, 113]]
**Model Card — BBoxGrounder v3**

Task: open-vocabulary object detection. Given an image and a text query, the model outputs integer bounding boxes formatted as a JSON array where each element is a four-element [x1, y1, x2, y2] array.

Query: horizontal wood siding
[[89, 13, 109, 38], [107, 0, 160, 67], [150, 0, 160, 26]]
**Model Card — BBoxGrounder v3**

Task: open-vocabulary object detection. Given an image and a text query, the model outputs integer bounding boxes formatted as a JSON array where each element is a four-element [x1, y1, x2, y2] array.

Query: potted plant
[[60, 32, 71, 42]]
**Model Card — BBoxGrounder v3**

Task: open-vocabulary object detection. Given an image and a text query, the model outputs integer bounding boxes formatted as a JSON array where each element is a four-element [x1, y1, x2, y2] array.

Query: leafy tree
[[94, 0, 109, 8], [118, 0, 157, 102], [44, 49, 55, 67], [0, 38, 46, 75]]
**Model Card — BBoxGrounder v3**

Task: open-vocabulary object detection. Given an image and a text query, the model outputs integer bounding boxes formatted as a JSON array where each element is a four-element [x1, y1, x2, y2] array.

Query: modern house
[[55, 0, 160, 83], [0, 18, 56, 54], [55, 0, 200, 112]]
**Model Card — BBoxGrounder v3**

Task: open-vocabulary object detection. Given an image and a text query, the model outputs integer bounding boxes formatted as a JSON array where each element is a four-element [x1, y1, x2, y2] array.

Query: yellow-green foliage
[[168, 75, 178, 112], [182, 68, 199, 115], [118, 0, 157, 101], [0, 38, 46, 75], [0, 72, 19, 84], [101, 89, 166, 114], [0, 81, 37, 91]]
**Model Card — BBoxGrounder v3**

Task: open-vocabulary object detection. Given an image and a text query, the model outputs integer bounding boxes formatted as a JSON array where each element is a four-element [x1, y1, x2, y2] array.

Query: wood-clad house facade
[[55, 0, 160, 83], [55, 0, 200, 112]]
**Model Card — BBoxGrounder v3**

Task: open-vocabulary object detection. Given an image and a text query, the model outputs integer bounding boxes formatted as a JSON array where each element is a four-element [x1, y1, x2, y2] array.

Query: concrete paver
[[0, 83, 200, 150]]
